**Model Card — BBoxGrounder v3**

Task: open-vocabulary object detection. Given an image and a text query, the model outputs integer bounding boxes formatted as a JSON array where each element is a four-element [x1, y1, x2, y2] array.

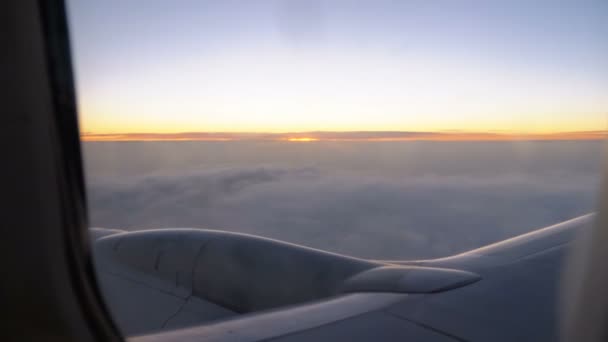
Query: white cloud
[[86, 161, 599, 259]]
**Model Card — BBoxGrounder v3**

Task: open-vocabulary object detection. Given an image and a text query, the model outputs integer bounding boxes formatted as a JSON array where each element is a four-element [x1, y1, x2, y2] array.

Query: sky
[[67, 0, 608, 139]]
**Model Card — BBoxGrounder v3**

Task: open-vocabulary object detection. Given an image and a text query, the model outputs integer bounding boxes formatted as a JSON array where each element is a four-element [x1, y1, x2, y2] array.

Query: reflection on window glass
[[68, 0, 606, 260]]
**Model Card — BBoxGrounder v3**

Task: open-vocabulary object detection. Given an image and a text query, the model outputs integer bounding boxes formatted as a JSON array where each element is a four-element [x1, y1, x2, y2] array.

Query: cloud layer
[[85, 141, 602, 259]]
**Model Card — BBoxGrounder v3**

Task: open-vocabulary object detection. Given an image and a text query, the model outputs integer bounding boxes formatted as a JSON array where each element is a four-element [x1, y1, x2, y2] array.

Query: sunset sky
[[67, 0, 608, 141]]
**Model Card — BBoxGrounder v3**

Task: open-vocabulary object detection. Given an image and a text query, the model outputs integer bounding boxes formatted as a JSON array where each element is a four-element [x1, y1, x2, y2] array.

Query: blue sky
[[67, 0, 608, 134]]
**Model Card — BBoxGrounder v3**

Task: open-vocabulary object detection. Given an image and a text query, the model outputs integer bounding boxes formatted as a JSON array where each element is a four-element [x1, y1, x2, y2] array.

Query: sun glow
[[286, 137, 319, 142]]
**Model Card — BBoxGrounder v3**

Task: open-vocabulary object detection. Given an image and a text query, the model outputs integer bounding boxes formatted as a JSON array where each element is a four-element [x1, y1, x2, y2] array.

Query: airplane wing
[[91, 214, 593, 341]]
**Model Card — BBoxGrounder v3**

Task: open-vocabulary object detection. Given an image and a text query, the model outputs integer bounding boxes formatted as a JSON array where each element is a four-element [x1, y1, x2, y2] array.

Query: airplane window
[[65, 0, 608, 339]]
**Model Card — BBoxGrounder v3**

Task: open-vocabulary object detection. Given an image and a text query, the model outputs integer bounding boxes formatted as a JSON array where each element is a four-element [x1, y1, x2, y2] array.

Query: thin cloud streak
[[81, 130, 607, 142]]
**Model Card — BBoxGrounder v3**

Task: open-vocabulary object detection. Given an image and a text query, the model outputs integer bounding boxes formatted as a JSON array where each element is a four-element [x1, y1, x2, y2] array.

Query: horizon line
[[81, 130, 607, 142]]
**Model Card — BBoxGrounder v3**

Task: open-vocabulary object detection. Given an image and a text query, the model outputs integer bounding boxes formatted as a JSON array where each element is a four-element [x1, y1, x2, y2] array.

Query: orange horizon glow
[[81, 130, 607, 142]]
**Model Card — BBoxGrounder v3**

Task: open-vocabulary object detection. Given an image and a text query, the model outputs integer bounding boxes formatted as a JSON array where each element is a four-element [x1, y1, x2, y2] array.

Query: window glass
[[68, 0, 607, 260]]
